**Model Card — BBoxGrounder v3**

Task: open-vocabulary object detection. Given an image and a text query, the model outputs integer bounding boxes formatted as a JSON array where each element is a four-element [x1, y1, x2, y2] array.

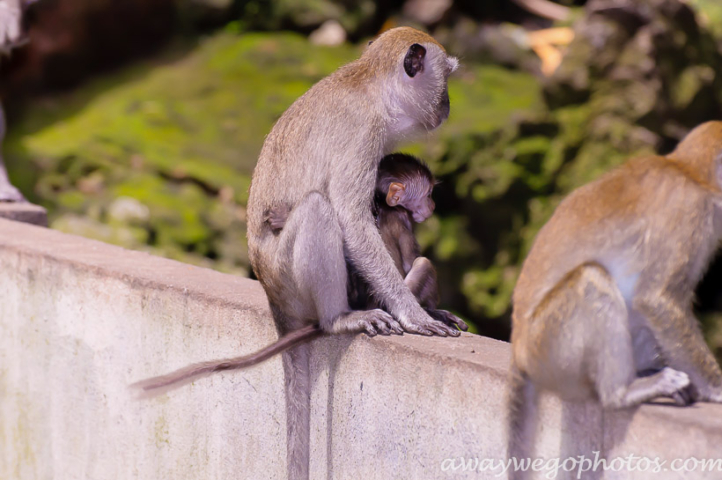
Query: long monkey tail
[[131, 324, 323, 395], [507, 363, 538, 480]]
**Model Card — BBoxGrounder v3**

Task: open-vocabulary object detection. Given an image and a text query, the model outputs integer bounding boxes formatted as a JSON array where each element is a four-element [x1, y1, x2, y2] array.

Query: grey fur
[[247, 28, 459, 479]]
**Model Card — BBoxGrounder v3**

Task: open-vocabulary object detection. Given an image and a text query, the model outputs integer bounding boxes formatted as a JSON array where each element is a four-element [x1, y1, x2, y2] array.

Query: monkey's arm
[[635, 294, 722, 402], [337, 197, 458, 337]]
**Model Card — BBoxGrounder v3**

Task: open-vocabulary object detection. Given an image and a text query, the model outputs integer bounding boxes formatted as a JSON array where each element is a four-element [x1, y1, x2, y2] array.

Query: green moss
[[6, 31, 537, 278]]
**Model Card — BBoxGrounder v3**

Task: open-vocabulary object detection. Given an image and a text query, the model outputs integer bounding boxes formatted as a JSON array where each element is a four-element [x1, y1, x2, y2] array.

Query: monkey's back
[[513, 155, 716, 325], [246, 63, 385, 270]]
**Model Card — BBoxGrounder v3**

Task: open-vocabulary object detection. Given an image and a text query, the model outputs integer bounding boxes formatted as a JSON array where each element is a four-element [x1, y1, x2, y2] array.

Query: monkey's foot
[[330, 309, 404, 337], [0, 182, 26, 202], [428, 309, 469, 332], [397, 311, 460, 337], [657, 368, 691, 405]]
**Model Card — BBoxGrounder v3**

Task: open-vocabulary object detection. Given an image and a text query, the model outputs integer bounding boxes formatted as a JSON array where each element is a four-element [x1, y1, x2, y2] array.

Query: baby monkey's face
[[392, 181, 435, 223]]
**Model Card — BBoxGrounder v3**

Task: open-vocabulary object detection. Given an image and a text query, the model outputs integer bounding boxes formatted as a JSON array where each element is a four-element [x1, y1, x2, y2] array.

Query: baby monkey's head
[[377, 154, 436, 223]]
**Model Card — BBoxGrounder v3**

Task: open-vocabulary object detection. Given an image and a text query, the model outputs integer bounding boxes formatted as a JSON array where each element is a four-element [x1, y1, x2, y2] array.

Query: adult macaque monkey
[[133, 27, 459, 480], [248, 28, 459, 479], [133, 154, 467, 395], [507, 121, 722, 473]]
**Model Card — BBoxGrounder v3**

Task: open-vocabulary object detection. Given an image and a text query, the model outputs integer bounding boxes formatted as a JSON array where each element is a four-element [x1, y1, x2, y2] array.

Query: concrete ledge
[[0, 202, 47, 226], [0, 217, 721, 479]]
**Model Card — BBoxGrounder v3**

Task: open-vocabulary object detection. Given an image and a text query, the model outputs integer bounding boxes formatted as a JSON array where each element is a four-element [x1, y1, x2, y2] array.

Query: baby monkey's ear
[[386, 182, 406, 206]]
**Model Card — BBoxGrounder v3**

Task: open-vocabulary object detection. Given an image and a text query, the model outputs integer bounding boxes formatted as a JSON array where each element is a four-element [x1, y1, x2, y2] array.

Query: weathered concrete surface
[[0, 218, 285, 480], [0, 217, 721, 480], [0, 203, 47, 226]]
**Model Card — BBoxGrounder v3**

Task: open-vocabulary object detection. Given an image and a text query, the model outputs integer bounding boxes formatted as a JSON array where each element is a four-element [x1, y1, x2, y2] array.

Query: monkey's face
[[393, 181, 435, 223], [409, 188, 435, 223], [368, 27, 459, 140], [398, 43, 458, 133]]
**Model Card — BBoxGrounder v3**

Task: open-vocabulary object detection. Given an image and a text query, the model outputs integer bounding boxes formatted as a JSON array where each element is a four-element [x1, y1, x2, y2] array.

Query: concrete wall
[[1, 216, 722, 480]]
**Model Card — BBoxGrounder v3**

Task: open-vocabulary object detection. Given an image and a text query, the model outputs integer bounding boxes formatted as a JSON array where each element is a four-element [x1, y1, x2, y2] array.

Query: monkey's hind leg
[[533, 263, 690, 409], [286, 191, 403, 336], [275, 191, 408, 479], [405, 257, 468, 331]]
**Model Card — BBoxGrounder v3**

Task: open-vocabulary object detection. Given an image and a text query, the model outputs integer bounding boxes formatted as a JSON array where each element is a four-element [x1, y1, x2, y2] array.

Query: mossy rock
[[6, 30, 539, 279]]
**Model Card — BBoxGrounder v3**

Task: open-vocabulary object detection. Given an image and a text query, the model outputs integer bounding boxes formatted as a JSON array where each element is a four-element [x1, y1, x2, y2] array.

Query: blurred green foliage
[[6, 31, 539, 287], [7, 0, 722, 347], [7, 33, 358, 274]]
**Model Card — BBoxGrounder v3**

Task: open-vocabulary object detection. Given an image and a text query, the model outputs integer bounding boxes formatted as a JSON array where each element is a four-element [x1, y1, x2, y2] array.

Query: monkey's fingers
[[429, 309, 469, 332], [388, 319, 404, 335], [360, 310, 402, 337], [424, 315, 461, 337], [399, 315, 451, 337], [398, 319, 435, 336], [374, 320, 391, 336], [670, 391, 691, 406], [671, 385, 696, 406], [432, 322, 460, 337]]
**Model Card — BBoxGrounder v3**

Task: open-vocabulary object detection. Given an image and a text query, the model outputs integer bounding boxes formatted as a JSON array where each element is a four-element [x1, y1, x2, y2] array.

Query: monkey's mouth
[[434, 89, 451, 127], [413, 211, 432, 222]]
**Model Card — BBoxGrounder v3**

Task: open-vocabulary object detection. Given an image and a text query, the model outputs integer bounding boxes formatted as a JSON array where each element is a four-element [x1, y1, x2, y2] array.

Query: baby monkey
[[134, 154, 465, 394], [272, 153, 466, 330], [354, 154, 467, 331]]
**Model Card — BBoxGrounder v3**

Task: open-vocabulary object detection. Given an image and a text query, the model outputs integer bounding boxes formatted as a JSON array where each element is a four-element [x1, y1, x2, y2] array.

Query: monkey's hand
[[427, 309, 469, 332], [328, 309, 404, 336], [397, 307, 461, 337]]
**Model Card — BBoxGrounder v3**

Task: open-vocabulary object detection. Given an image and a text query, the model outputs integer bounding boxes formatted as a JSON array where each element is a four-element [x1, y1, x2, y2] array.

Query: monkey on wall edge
[[134, 27, 462, 480], [507, 121, 722, 478]]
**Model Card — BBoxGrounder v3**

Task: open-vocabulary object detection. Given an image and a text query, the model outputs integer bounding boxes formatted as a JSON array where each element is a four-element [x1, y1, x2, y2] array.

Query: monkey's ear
[[386, 182, 405, 206], [404, 44, 426, 78]]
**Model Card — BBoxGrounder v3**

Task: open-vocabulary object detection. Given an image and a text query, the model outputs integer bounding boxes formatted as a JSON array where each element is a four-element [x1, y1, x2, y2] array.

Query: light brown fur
[[508, 121, 722, 475]]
